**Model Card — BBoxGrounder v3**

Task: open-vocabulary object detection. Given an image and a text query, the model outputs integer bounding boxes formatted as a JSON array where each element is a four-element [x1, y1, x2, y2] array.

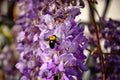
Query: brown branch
[[87, 0, 106, 80]]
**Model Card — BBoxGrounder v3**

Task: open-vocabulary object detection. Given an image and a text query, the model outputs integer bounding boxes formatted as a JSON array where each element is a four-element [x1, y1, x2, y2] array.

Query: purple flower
[[101, 19, 120, 80], [15, 0, 87, 80], [88, 18, 120, 80], [0, 44, 21, 80], [101, 19, 120, 51]]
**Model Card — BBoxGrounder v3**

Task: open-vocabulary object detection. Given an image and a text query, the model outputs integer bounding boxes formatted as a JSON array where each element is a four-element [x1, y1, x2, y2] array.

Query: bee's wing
[[55, 37, 61, 45]]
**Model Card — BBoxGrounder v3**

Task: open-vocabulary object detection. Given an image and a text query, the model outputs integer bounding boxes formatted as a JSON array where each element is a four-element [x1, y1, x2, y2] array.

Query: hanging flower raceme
[[101, 19, 120, 80], [15, 0, 88, 80], [88, 18, 120, 80]]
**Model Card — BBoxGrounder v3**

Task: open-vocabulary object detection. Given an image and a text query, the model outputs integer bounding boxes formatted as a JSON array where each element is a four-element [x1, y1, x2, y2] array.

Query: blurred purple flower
[[101, 19, 120, 51], [88, 18, 120, 80], [0, 44, 21, 80], [101, 19, 120, 80]]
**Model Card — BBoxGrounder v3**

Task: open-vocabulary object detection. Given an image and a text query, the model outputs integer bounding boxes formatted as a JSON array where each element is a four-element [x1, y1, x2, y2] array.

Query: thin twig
[[102, 0, 111, 18]]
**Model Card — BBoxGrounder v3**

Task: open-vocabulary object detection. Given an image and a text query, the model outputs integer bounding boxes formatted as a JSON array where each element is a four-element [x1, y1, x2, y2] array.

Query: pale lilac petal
[[20, 76, 28, 80], [58, 61, 64, 71], [16, 62, 26, 73], [40, 63, 47, 70], [63, 73, 69, 80], [33, 33, 38, 42], [47, 60, 55, 69], [17, 31, 25, 42], [53, 54, 59, 64]]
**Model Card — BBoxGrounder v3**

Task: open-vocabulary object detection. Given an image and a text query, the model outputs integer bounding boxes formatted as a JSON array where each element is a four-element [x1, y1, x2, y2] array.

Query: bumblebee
[[49, 35, 59, 49]]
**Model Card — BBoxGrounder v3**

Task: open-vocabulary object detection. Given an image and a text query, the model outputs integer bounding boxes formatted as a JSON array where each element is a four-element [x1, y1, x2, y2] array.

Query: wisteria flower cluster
[[88, 18, 120, 80], [0, 24, 21, 80], [101, 19, 120, 52], [15, 0, 88, 80], [0, 44, 20, 80], [101, 19, 120, 80]]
